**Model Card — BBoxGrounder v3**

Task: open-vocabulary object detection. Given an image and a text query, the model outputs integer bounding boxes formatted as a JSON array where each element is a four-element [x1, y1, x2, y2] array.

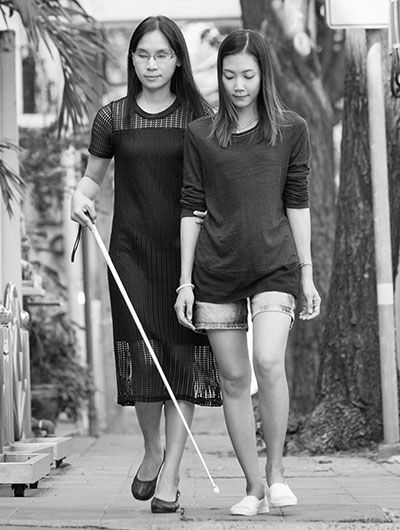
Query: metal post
[[0, 30, 23, 453], [62, 146, 88, 434], [0, 327, 4, 454], [81, 228, 98, 436], [366, 29, 400, 456], [81, 37, 104, 434]]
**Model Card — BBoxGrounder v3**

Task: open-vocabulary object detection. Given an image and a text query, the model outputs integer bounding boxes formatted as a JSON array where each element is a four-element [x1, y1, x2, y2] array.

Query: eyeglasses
[[131, 52, 176, 64]]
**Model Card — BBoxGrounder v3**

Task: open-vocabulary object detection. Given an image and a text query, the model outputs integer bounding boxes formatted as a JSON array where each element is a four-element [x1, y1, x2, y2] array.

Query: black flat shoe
[[131, 458, 164, 501], [150, 491, 180, 513]]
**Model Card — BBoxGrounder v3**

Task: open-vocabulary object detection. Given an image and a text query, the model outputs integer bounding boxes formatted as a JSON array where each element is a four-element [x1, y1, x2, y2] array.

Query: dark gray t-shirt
[[181, 112, 311, 303]]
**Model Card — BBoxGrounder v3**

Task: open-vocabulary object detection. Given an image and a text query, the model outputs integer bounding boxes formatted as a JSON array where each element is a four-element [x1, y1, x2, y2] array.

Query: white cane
[[74, 218, 220, 494]]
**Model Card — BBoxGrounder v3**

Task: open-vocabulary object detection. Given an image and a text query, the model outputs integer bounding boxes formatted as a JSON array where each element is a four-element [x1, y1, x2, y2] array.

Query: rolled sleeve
[[283, 118, 311, 208], [181, 125, 207, 218]]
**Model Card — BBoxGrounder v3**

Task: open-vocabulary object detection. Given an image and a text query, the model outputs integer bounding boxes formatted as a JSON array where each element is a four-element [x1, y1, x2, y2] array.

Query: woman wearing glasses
[[70, 16, 221, 513]]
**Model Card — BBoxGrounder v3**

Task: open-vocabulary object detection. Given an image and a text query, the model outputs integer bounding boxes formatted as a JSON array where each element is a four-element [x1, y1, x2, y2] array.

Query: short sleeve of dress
[[88, 104, 114, 159]]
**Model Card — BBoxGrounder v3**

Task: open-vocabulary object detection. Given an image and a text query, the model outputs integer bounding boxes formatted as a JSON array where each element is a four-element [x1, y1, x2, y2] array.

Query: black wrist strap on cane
[[71, 211, 93, 263], [71, 224, 82, 263]]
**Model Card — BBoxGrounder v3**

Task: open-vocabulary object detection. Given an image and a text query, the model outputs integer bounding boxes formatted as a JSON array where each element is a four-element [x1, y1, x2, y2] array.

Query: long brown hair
[[211, 30, 288, 148], [125, 16, 209, 119]]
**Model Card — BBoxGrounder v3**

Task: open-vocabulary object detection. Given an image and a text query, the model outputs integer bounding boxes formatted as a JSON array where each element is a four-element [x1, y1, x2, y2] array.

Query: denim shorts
[[194, 291, 296, 332]]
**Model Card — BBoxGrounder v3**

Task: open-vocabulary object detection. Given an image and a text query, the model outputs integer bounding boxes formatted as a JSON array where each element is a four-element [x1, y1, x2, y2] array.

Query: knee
[[253, 353, 285, 382], [220, 369, 251, 398]]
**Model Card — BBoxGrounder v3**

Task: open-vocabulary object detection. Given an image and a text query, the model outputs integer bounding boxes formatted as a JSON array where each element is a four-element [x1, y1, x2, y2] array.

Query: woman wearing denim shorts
[[175, 30, 321, 516]]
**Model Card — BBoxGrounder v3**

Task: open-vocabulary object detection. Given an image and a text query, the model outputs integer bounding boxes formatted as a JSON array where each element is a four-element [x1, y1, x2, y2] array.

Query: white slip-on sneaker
[[268, 482, 297, 507], [230, 495, 269, 516]]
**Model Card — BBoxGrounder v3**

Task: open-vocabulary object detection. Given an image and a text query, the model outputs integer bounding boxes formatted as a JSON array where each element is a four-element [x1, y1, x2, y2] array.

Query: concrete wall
[[0, 30, 22, 301]]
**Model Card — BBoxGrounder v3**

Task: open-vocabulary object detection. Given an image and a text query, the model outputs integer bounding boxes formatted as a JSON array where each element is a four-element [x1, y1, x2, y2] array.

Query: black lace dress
[[88, 97, 221, 407]]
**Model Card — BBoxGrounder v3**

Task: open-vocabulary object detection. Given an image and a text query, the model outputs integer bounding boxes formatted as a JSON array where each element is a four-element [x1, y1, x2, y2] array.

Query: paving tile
[[279, 503, 389, 522], [1, 430, 400, 529]]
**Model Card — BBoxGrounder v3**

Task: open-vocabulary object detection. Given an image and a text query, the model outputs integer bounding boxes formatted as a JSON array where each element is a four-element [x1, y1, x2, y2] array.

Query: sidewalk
[[1, 406, 400, 530]]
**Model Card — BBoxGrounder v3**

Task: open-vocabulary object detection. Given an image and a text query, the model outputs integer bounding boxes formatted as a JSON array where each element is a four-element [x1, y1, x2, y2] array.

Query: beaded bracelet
[[176, 283, 194, 293], [299, 261, 313, 268]]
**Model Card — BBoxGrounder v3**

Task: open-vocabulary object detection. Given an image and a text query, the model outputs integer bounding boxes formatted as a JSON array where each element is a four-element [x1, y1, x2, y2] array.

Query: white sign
[[325, 0, 389, 29]]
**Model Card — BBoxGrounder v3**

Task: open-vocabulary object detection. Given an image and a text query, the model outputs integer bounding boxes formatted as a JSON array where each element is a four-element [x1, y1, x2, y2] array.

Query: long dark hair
[[125, 16, 209, 119], [211, 29, 287, 148]]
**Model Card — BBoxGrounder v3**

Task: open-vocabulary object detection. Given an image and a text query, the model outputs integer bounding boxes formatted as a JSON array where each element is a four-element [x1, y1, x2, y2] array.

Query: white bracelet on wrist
[[299, 261, 313, 268], [176, 283, 194, 293]]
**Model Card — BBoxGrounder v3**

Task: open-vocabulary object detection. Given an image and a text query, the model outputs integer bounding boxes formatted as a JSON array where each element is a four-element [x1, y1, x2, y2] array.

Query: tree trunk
[[385, 40, 400, 277], [299, 29, 400, 453], [241, 0, 336, 413], [240, 0, 266, 30], [240, 3, 400, 452], [298, 30, 382, 453], [386, 44, 400, 371]]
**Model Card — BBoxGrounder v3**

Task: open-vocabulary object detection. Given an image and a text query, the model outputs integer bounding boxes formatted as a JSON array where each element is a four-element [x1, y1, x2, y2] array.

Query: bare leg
[[154, 400, 195, 501], [252, 312, 291, 486], [135, 402, 164, 479], [207, 329, 265, 499]]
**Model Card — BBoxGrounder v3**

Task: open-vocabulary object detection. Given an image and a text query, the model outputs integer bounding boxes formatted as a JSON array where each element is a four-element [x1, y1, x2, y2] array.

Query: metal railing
[[1, 283, 31, 452]]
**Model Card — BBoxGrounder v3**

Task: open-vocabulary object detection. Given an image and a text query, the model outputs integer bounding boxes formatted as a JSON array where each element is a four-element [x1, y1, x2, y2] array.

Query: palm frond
[[0, 140, 25, 217], [1, 0, 113, 133]]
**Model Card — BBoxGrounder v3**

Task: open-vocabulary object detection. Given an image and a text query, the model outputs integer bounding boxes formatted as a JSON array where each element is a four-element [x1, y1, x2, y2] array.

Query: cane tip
[[213, 485, 220, 494]]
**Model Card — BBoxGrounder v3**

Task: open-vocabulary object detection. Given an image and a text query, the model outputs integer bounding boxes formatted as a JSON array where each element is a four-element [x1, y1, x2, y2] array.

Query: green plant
[[29, 305, 93, 422], [0, 140, 26, 216], [18, 123, 93, 423], [0, 0, 112, 215], [0, 0, 110, 133], [19, 125, 89, 221]]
